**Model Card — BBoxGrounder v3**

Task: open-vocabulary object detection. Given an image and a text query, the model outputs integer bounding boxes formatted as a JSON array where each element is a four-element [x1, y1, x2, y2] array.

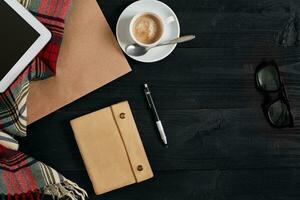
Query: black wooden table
[[22, 0, 300, 199]]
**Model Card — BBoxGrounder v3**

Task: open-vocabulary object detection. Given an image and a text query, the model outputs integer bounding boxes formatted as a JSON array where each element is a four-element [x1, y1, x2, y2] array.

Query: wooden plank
[[99, 0, 300, 48], [25, 107, 300, 172], [29, 48, 300, 111], [43, 169, 300, 200]]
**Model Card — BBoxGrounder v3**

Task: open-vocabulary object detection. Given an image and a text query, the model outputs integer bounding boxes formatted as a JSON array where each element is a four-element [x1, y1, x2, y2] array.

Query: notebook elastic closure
[[111, 102, 153, 183]]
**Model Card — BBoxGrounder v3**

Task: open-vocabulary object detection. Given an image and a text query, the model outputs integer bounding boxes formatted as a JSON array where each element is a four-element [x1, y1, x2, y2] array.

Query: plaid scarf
[[0, 0, 87, 199]]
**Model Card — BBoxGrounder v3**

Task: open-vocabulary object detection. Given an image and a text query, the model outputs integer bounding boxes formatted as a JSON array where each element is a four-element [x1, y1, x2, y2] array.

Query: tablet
[[0, 0, 51, 93]]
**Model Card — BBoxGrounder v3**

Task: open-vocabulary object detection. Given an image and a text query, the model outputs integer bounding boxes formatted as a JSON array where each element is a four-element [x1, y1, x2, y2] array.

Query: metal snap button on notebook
[[119, 113, 126, 119], [137, 165, 143, 171]]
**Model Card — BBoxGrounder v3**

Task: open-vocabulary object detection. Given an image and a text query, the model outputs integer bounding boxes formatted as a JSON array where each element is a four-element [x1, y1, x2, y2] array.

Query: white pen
[[144, 84, 168, 147]]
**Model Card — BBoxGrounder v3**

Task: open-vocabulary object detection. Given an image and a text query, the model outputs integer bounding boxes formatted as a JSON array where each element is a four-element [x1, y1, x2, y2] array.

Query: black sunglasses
[[255, 61, 294, 128]]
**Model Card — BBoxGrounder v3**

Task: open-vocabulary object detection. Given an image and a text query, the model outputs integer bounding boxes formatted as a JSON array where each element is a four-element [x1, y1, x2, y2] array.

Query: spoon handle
[[158, 35, 196, 46]]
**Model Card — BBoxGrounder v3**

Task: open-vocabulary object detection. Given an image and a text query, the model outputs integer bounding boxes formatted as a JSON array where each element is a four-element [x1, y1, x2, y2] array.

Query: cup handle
[[164, 16, 175, 24]]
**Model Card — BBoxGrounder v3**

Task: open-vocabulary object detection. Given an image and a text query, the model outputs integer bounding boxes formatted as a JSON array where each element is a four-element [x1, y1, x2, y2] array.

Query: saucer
[[116, 0, 180, 63]]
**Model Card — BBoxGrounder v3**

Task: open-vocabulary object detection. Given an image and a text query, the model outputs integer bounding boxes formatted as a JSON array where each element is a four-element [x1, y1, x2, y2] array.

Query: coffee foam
[[133, 14, 162, 44]]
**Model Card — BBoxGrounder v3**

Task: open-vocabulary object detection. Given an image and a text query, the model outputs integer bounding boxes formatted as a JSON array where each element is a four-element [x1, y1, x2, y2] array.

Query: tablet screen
[[0, 1, 40, 81]]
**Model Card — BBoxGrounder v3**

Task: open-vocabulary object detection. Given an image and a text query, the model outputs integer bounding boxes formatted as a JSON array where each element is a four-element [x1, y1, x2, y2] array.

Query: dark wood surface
[[21, 0, 300, 199]]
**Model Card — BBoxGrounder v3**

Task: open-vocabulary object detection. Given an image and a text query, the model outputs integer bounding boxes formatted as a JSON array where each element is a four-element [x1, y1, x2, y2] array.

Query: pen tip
[[144, 83, 148, 88]]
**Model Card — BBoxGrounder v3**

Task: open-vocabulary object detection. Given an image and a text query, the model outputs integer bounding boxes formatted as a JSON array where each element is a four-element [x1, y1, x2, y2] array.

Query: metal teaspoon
[[125, 35, 196, 57]]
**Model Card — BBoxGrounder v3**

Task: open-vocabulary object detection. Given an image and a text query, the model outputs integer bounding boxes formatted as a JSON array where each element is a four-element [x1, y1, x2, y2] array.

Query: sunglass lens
[[257, 65, 280, 91], [268, 100, 291, 127]]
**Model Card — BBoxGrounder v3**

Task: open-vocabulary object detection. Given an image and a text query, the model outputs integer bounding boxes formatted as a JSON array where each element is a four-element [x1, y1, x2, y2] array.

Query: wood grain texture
[[22, 0, 300, 199]]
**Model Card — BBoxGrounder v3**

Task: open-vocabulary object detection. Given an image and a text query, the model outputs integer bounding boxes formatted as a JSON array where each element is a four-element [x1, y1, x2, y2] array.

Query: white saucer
[[116, 0, 180, 63]]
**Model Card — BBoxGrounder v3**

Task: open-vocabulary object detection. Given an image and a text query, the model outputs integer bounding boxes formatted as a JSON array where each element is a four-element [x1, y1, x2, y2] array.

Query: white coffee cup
[[129, 12, 174, 47]]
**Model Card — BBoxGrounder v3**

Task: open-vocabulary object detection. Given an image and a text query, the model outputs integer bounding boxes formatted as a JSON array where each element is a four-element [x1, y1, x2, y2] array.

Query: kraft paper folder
[[70, 101, 154, 195], [27, 0, 131, 124]]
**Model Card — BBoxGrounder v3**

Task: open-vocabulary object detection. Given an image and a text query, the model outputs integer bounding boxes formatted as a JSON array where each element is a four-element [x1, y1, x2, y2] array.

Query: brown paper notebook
[[27, 0, 131, 124], [70, 101, 154, 195]]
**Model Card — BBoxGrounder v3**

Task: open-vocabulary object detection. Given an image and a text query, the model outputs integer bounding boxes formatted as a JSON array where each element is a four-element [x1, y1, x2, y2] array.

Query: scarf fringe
[[44, 180, 88, 200], [1, 180, 87, 200]]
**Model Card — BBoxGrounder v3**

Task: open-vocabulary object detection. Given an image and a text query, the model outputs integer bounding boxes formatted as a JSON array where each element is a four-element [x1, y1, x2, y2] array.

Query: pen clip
[[145, 90, 152, 108]]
